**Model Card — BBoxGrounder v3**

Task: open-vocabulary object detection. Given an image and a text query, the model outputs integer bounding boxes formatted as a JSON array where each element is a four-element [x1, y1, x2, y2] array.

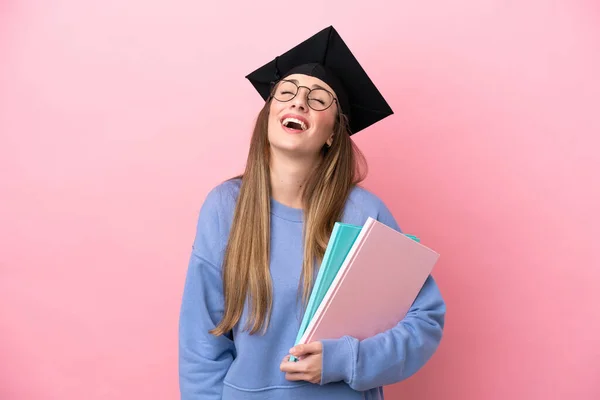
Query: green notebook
[[290, 222, 362, 361], [290, 222, 421, 361]]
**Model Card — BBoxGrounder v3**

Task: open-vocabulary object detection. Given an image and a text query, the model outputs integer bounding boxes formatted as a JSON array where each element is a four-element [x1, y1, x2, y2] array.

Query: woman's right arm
[[178, 188, 236, 399]]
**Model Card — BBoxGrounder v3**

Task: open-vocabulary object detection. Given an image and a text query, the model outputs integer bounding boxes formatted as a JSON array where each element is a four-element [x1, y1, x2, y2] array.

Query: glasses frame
[[269, 79, 338, 112]]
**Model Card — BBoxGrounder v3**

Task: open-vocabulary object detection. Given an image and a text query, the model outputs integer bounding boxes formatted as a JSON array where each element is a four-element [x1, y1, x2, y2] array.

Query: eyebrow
[[288, 78, 327, 90]]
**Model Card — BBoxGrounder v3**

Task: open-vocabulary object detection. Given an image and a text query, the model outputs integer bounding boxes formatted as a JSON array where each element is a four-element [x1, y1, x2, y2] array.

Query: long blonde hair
[[210, 95, 367, 336]]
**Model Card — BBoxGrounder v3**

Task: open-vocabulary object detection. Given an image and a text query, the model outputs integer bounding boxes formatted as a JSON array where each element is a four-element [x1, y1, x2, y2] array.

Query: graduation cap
[[245, 25, 393, 135]]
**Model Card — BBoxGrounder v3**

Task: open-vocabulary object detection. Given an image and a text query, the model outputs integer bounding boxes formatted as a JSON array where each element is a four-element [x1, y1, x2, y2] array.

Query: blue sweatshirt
[[178, 178, 446, 400]]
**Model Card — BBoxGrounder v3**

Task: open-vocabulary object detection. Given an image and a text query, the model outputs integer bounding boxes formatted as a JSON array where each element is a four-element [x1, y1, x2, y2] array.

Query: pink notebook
[[298, 217, 440, 344]]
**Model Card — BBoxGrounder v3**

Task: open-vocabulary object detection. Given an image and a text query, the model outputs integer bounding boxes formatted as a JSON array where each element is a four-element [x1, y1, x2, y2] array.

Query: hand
[[280, 341, 323, 384]]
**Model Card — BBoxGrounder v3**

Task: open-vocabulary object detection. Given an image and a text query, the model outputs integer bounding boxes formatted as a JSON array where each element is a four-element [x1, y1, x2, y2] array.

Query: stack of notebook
[[291, 217, 439, 360]]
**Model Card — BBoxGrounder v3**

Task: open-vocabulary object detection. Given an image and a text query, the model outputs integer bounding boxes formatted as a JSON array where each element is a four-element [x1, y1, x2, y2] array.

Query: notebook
[[290, 223, 363, 361], [293, 223, 422, 352], [297, 217, 440, 345]]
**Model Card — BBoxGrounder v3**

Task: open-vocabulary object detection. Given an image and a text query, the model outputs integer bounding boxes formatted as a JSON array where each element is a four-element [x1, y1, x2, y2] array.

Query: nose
[[290, 87, 310, 111]]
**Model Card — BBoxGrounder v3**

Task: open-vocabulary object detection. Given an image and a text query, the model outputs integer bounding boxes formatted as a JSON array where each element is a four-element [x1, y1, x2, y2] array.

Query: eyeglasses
[[271, 79, 337, 111]]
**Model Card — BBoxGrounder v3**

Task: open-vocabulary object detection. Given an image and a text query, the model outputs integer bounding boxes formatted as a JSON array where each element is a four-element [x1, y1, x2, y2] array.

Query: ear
[[326, 134, 334, 147]]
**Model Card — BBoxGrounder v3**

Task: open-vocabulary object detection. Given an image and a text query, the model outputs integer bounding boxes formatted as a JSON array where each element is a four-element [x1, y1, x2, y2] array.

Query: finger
[[289, 344, 303, 357], [281, 355, 304, 368], [280, 359, 299, 373], [280, 358, 308, 374], [290, 341, 322, 357], [285, 372, 306, 382]]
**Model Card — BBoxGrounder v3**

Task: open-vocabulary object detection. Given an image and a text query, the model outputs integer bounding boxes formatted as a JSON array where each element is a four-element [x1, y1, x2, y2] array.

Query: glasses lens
[[307, 88, 333, 111], [273, 81, 298, 102]]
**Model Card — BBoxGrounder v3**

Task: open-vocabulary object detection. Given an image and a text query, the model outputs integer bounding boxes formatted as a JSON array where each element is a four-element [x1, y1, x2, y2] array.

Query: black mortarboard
[[245, 25, 393, 135]]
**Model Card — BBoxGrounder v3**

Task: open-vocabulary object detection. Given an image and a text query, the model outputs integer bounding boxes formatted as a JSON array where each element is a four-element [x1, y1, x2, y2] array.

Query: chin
[[269, 138, 304, 155], [269, 136, 312, 158]]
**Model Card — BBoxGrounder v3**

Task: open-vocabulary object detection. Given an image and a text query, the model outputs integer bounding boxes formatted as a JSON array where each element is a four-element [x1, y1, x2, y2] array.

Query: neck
[[269, 149, 318, 209]]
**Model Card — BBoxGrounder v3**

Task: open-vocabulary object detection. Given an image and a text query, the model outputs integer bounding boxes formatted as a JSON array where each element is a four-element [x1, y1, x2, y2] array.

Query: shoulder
[[342, 185, 402, 232], [191, 177, 241, 261], [199, 177, 241, 218], [197, 176, 242, 232]]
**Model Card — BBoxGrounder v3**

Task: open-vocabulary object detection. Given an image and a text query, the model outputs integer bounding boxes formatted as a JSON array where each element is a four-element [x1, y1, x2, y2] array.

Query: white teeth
[[282, 117, 307, 130]]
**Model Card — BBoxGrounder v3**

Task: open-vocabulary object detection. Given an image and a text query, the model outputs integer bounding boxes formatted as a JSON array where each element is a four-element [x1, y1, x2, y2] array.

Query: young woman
[[178, 26, 446, 400]]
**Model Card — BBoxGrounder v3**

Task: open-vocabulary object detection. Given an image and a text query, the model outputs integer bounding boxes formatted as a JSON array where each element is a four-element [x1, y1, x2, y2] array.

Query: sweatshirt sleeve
[[178, 187, 236, 399], [319, 199, 446, 392]]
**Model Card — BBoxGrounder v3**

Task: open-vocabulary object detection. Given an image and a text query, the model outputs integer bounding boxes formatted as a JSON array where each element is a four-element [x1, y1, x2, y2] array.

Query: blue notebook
[[290, 222, 361, 361]]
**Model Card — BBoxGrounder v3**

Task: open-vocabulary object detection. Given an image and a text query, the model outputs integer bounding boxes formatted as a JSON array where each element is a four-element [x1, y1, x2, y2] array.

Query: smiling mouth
[[281, 117, 308, 131]]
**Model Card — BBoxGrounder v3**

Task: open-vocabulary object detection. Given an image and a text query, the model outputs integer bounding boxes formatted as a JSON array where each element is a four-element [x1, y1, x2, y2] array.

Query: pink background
[[1, 1, 599, 399]]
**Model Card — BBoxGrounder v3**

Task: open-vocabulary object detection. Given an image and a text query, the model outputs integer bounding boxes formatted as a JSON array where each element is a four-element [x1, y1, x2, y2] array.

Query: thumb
[[290, 341, 322, 356]]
